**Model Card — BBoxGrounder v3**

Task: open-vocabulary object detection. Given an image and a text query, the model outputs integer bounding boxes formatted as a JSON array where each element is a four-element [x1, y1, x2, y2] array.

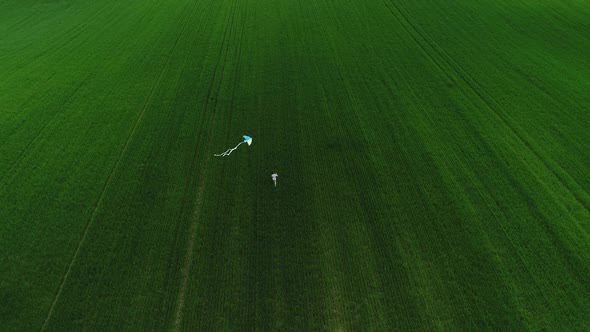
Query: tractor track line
[[383, 0, 588, 312], [384, 0, 590, 214], [1, 1, 116, 83], [173, 0, 240, 328], [40, 3, 196, 329], [377, 0, 560, 317], [0, 2, 158, 184], [0, 58, 105, 186], [395, 8, 590, 212]]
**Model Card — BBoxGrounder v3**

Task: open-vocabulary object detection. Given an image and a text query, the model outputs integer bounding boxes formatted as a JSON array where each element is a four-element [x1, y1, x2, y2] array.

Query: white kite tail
[[214, 141, 245, 157]]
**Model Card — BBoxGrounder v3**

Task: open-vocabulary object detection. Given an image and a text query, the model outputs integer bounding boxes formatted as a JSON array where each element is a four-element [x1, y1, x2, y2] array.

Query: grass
[[1, 0, 590, 329]]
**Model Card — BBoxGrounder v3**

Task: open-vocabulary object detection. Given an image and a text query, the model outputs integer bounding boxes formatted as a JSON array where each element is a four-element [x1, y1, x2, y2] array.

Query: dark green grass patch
[[1, 0, 590, 330]]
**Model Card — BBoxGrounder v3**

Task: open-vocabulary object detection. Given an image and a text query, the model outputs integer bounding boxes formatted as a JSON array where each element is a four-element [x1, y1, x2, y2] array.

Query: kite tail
[[214, 141, 244, 157]]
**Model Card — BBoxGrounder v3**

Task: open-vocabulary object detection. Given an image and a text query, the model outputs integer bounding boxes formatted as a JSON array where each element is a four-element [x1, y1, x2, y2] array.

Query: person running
[[271, 172, 278, 187]]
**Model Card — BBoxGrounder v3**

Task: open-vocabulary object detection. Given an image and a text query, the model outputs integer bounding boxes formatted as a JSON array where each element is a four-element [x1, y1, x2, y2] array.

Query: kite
[[214, 135, 252, 157]]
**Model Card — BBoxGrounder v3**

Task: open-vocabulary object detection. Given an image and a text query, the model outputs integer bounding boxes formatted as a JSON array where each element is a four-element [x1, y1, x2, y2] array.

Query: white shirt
[[271, 173, 278, 181]]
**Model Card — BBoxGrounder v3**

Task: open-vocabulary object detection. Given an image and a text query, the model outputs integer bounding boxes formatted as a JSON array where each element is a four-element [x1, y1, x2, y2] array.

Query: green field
[[2, 0, 590, 329]]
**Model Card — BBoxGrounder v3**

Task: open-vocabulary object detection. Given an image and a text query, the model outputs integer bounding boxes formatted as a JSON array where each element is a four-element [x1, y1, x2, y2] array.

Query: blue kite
[[214, 135, 253, 157]]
